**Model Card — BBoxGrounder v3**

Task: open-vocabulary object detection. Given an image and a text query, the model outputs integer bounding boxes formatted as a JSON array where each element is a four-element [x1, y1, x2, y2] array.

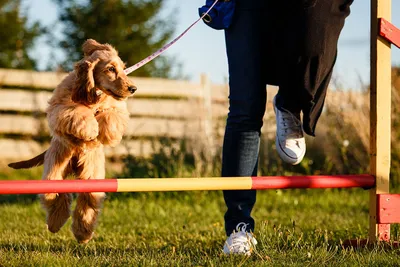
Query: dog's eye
[[108, 67, 116, 72]]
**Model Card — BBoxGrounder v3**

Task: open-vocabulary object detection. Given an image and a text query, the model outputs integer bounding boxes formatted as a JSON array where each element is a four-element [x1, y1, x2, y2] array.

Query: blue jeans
[[222, 0, 353, 235]]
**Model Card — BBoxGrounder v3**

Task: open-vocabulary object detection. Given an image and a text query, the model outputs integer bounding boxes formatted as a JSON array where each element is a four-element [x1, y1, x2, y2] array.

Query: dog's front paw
[[96, 110, 128, 146], [74, 118, 99, 141], [98, 131, 123, 147]]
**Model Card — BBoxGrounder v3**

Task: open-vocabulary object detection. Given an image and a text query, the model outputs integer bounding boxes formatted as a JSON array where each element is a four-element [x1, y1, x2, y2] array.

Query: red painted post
[[379, 18, 400, 48], [377, 194, 400, 224]]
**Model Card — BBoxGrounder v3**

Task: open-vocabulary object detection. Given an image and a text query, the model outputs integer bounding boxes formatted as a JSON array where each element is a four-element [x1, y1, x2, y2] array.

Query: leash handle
[[124, 0, 219, 75]]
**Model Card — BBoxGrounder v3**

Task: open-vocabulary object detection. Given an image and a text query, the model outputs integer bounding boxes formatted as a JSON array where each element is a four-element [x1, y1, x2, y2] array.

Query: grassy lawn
[[0, 170, 400, 266]]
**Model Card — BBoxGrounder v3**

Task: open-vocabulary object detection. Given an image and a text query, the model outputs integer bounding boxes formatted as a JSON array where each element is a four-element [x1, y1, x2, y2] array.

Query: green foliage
[[53, 0, 178, 78], [121, 138, 196, 179], [0, 0, 43, 69], [120, 137, 222, 180]]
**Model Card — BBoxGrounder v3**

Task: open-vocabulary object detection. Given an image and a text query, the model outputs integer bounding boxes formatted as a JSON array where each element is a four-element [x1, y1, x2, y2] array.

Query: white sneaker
[[223, 223, 257, 256], [273, 96, 306, 165]]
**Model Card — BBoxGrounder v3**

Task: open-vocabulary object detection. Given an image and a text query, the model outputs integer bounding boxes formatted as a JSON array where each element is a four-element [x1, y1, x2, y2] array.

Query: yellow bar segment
[[117, 177, 253, 192]]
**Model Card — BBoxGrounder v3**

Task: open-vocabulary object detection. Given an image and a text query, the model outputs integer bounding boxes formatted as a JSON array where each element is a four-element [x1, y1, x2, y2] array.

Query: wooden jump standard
[[368, 0, 400, 244]]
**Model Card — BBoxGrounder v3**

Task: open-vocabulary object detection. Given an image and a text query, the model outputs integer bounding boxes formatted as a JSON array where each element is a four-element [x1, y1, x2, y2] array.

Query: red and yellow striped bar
[[0, 175, 375, 195]]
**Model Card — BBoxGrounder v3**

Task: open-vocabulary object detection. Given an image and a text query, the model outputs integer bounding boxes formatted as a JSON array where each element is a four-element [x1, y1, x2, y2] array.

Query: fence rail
[[0, 68, 279, 161], [0, 68, 366, 162]]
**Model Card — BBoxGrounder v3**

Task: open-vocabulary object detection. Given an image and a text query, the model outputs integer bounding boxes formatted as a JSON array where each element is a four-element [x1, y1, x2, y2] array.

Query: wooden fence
[[0, 68, 278, 161]]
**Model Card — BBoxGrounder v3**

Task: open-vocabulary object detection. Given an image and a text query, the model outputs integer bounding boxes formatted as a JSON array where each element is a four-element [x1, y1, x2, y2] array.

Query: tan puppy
[[9, 39, 136, 243]]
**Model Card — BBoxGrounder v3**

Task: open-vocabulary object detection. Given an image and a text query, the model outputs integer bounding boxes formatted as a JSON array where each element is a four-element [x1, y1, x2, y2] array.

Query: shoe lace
[[236, 222, 248, 232], [279, 107, 303, 139]]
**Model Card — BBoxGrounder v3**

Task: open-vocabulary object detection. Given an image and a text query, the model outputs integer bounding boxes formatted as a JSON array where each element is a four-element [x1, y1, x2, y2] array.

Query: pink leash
[[124, 0, 219, 75]]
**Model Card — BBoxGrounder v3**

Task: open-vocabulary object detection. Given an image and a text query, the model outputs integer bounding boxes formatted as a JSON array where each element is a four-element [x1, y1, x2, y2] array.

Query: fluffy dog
[[9, 39, 136, 243]]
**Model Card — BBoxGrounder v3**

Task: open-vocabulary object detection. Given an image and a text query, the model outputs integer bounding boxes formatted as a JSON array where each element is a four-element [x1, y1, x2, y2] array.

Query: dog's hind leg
[[40, 138, 74, 234], [72, 145, 105, 243]]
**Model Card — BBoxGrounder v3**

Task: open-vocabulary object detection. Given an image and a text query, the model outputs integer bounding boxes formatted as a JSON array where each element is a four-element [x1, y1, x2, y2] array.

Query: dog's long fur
[[8, 39, 136, 243]]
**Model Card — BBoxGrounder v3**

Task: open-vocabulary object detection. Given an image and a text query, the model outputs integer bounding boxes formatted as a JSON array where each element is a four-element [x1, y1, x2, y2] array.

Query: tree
[[53, 0, 178, 78], [0, 0, 42, 69]]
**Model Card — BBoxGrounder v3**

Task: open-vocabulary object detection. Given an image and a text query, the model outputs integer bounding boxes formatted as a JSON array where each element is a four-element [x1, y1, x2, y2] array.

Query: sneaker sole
[[275, 136, 306, 165]]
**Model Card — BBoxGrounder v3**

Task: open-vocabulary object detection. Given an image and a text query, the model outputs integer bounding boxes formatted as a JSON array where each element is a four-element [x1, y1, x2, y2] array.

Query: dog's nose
[[128, 85, 137, 94]]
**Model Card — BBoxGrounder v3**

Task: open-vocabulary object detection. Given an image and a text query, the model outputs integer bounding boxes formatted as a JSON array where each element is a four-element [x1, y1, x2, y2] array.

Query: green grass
[[1, 176, 400, 266]]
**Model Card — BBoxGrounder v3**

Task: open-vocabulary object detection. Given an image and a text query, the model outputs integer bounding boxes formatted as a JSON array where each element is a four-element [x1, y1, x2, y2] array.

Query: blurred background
[[1, 0, 400, 186], [22, 0, 400, 88]]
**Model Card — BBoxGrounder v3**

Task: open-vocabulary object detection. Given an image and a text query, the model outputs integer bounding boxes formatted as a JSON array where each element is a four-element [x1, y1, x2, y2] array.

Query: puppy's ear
[[82, 39, 117, 57], [72, 58, 100, 105]]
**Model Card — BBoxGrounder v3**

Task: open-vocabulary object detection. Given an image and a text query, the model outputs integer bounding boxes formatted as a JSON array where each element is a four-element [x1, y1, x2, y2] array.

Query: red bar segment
[[251, 175, 375, 190], [377, 194, 400, 224], [379, 18, 400, 48], [0, 179, 118, 195]]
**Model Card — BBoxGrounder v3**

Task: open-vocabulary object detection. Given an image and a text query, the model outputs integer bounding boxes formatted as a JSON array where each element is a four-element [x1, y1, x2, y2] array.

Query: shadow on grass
[[106, 190, 222, 202], [0, 194, 38, 204], [0, 238, 224, 256]]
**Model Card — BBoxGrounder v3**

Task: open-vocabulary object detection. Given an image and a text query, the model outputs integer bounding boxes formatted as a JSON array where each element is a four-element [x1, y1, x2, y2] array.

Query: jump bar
[[0, 175, 375, 195]]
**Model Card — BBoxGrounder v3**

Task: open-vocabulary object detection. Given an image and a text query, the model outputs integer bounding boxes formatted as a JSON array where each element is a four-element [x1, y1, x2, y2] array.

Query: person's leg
[[222, 0, 268, 237], [275, 0, 354, 136]]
